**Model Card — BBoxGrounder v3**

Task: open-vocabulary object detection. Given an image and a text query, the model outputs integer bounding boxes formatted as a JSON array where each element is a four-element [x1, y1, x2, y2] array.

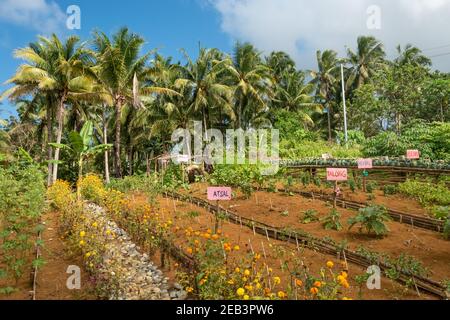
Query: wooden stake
[[248, 239, 254, 254], [261, 241, 267, 259], [265, 228, 270, 242]]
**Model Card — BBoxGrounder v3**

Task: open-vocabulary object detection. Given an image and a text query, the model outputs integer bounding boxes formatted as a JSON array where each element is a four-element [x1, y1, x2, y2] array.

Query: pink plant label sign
[[207, 187, 232, 201], [357, 158, 373, 169], [407, 150, 420, 159], [326, 168, 348, 181]]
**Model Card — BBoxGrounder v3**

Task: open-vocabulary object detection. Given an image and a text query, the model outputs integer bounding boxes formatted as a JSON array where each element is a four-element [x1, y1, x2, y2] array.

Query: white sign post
[[207, 187, 232, 232], [327, 168, 348, 208], [357, 159, 373, 192]]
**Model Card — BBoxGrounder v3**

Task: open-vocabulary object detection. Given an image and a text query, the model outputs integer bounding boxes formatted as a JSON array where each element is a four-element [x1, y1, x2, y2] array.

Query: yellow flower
[[85, 252, 91, 258], [235, 267, 241, 273], [234, 245, 240, 251], [186, 287, 194, 293], [245, 285, 254, 291], [79, 240, 86, 246], [106, 230, 111, 235], [228, 279, 235, 285], [340, 271, 348, 279], [186, 247, 193, 255], [326, 261, 334, 269], [79, 231, 86, 238], [244, 269, 251, 276], [92, 222, 98, 228], [277, 291, 286, 299], [242, 277, 248, 282], [256, 283, 262, 289], [243, 295, 250, 300], [236, 288, 245, 296], [273, 277, 281, 285], [342, 297, 353, 300]]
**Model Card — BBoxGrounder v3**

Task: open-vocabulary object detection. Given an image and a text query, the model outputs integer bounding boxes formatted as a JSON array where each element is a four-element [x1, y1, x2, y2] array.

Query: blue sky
[[1, 0, 450, 119], [0, 0, 232, 118]]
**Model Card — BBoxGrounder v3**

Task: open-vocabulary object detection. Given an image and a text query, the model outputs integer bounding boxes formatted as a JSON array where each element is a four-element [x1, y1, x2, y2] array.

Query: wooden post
[[215, 200, 220, 233], [333, 181, 338, 209], [362, 171, 367, 193]]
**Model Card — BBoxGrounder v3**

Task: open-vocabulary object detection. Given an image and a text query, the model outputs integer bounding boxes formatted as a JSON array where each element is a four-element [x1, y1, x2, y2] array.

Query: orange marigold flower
[[310, 287, 319, 295], [295, 279, 303, 287], [313, 281, 322, 288]]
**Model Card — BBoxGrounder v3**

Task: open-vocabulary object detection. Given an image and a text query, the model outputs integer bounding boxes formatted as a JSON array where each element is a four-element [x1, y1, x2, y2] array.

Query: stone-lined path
[[86, 203, 187, 300]]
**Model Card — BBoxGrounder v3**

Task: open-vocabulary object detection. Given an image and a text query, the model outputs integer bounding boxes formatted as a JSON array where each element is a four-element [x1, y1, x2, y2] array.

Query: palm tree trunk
[[46, 104, 53, 187], [128, 147, 133, 176], [327, 104, 332, 142], [114, 101, 123, 178], [103, 108, 110, 184], [52, 94, 66, 183]]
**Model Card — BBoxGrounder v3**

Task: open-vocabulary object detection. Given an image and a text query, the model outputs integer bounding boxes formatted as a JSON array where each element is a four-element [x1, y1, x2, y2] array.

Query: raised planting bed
[[171, 185, 450, 299]]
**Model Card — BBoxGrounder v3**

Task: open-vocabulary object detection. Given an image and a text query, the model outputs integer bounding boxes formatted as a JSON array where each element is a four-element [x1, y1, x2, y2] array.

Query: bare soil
[[182, 183, 450, 284]]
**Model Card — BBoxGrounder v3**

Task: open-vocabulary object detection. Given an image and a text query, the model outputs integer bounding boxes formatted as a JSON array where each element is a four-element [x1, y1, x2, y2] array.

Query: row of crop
[[78, 174, 354, 300], [0, 158, 46, 296], [279, 158, 450, 170], [168, 190, 448, 298], [47, 180, 129, 298]]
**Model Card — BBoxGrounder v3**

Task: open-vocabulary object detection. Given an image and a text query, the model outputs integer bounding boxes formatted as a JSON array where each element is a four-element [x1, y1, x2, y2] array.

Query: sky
[[1, 0, 450, 119]]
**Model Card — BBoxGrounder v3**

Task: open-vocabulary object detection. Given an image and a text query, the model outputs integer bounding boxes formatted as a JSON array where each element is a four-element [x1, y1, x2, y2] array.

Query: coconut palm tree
[[273, 71, 322, 126], [93, 28, 177, 178], [175, 48, 234, 132], [1, 35, 96, 183], [265, 51, 297, 84], [310, 50, 341, 141], [395, 44, 432, 68], [347, 36, 386, 89], [224, 42, 273, 129], [93, 28, 150, 178]]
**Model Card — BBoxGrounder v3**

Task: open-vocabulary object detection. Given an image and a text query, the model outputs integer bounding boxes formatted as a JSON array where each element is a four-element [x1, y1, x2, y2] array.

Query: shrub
[[0, 160, 46, 287], [348, 180, 356, 193], [398, 180, 450, 207], [301, 209, 319, 224], [444, 218, 450, 240], [365, 182, 377, 194], [322, 209, 343, 231], [431, 206, 450, 220], [78, 174, 106, 203], [383, 185, 397, 196], [348, 205, 391, 237]]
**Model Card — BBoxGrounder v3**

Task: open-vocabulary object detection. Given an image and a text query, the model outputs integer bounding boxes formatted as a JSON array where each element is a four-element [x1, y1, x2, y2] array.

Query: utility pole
[[341, 64, 348, 145]]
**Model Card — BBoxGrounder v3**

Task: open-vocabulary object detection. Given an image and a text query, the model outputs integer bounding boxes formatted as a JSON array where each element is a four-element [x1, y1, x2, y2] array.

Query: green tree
[[2, 35, 96, 183], [50, 121, 111, 199], [310, 50, 341, 141], [347, 36, 386, 89], [224, 42, 273, 129]]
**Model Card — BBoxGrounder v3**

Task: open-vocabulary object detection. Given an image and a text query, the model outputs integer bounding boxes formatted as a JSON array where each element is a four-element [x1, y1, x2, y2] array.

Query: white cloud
[[0, 0, 66, 34], [207, 0, 450, 71]]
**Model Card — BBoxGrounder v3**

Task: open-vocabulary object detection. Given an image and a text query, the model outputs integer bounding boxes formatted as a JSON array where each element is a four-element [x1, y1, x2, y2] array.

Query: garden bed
[[180, 183, 450, 285]]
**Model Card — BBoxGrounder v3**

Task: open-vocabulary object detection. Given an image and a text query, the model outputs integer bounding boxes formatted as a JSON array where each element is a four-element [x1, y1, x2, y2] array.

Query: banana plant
[[50, 121, 112, 199]]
